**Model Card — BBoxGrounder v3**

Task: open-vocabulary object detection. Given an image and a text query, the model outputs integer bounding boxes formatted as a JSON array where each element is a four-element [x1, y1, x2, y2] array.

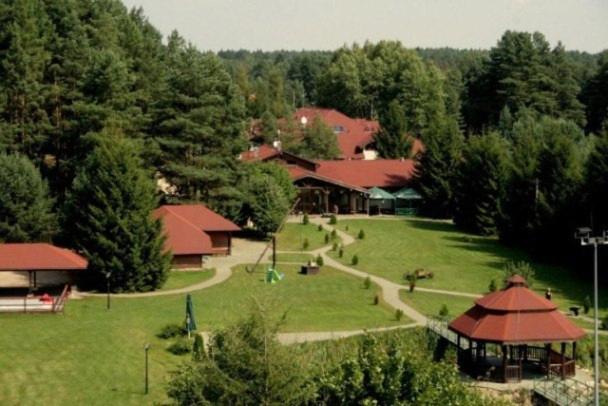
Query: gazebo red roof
[[0, 243, 88, 271], [449, 275, 585, 343]]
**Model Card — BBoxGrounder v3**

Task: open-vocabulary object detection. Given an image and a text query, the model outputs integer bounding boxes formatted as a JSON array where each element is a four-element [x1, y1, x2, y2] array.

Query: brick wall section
[[207, 232, 231, 255], [171, 254, 203, 269]]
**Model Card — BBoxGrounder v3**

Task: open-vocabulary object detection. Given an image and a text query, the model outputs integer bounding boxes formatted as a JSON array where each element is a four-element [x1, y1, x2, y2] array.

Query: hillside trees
[[0, 154, 56, 242], [63, 132, 170, 292], [453, 133, 509, 235], [290, 116, 341, 159], [414, 118, 464, 218], [584, 126, 608, 231], [317, 41, 447, 136], [581, 52, 608, 134], [463, 31, 585, 131]]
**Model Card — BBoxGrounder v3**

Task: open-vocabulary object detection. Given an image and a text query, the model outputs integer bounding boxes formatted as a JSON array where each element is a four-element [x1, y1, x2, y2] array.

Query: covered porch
[[293, 176, 370, 215]]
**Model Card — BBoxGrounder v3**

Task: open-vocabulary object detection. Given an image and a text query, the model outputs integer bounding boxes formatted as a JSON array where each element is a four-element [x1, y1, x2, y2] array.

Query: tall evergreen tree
[[0, 154, 56, 242], [149, 32, 246, 218], [64, 131, 170, 292], [414, 117, 464, 218], [454, 133, 509, 235], [581, 52, 608, 134], [374, 100, 412, 158]]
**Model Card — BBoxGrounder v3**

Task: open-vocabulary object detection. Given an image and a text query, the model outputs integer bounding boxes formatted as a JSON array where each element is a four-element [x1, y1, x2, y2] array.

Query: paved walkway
[[77, 238, 268, 298], [200, 322, 420, 346]]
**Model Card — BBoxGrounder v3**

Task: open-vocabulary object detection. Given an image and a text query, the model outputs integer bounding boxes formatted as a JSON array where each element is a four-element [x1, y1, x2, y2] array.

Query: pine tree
[[374, 100, 412, 158], [64, 131, 170, 292], [259, 110, 278, 144], [415, 117, 464, 218], [294, 116, 340, 159], [0, 154, 56, 242], [581, 52, 608, 134], [453, 133, 509, 235], [149, 32, 246, 218]]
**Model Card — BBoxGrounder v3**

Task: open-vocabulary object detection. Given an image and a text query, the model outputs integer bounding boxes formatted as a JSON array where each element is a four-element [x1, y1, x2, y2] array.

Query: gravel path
[[77, 238, 268, 298]]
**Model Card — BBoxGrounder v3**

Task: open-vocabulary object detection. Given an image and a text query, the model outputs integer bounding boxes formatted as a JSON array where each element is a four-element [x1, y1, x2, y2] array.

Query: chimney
[[272, 140, 282, 151]]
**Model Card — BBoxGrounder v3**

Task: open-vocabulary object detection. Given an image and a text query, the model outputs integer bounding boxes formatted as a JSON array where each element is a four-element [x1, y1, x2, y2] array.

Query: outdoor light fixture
[[575, 227, 608, 406], [144, 344, 151, 395]]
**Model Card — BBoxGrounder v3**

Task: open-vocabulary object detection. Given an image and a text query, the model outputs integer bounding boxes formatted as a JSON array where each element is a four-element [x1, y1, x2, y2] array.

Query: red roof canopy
[[314, 159, 415, 189], [153, 205, 240, 256], [449, 275, 585, 343], [0, 243, 88, 271]]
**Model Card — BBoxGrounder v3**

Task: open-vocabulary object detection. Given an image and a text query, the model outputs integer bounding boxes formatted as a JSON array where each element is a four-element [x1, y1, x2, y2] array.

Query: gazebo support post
[[572, 341, 577, 361], [561, 342, 566, 379], [502, 345, 507, 382], [545, 343, 551, 378]]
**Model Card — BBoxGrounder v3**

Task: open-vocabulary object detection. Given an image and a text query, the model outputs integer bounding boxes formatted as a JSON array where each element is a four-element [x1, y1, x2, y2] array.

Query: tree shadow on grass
[[404, 218, 459, 234]]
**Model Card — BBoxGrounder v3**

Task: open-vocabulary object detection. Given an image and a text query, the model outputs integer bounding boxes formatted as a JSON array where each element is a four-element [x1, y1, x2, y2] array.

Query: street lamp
[[144, 344, 150, 395], [575, 227, 608, 406], [104, 271, 111, 310]]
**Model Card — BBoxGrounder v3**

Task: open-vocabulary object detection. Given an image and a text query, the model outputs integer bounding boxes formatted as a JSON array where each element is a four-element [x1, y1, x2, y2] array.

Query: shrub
[[329, 215, 337, 225], [358, 229, 365, 239], [395, 309, 404, 321], [158, 323, 187, 339], [363, 276, 371, 289], [167, 338, 191, 355], [316, 254, 324, 266], [302, 213, 309, 225], [488, 279, 497, 292], [439, 304, 449, 319], [332, 242, 338, 251], [603, 315, 608, 330], [503, 261, 535, 287], [302, 238, 309, 250], [330, 229, 337, 240], [405, 272, 416, 292], [317, 224, 323, 231], [583, 296, 591, 314], [324, 233, 330, 244], [373, 295, 379, 305], [345, 225, 349, 231], [338, 247, 344, 258], [351, 254, 359, 265], [192, 334, 205, 361]]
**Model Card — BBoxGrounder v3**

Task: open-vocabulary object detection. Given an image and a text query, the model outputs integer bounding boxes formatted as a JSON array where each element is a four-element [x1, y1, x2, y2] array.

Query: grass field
[[400, 290, 475, 320], [0, 264, 404, 405], [271, 253, 315, 263], [328, 217, 608, 318], [158, 269, 215, 291], [276, 223, 336, 251]]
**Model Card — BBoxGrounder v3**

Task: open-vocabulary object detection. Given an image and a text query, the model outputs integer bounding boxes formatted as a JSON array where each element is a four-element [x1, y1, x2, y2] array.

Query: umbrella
[[185, 294, 197, 337]]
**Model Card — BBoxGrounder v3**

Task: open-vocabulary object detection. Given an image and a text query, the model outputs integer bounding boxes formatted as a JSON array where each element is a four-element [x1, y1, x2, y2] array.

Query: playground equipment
[[246, 199, 300, 275], [265, 267, 285, 284]]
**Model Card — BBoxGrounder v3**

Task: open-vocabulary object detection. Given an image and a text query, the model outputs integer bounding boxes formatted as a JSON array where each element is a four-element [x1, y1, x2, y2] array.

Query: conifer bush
[[352, 254, 359, 265], [358, 229, 365, 239], [302, 213, 309, 225], [316, 254, 324, 266]]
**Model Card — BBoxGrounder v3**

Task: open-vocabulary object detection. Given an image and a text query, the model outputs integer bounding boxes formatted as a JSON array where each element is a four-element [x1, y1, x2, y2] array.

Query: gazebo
[[449, 275, 585, 383], [394, 187, 422, 215], [367, 187, 395, 214]]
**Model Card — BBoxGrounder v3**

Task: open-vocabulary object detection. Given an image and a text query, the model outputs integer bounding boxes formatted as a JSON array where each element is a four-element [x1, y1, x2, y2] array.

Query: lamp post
[[144, 344, 150, 395], [104, 271, 111, 310], [575, 227, 608, 406]]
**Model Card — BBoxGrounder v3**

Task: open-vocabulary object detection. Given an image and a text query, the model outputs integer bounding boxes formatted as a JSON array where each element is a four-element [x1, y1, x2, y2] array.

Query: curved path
[[298, 216, 428, 325], [77, 238, 268, 298]]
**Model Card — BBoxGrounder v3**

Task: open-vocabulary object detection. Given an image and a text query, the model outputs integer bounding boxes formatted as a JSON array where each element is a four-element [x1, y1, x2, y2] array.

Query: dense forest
[[0, 0, 607, 290]]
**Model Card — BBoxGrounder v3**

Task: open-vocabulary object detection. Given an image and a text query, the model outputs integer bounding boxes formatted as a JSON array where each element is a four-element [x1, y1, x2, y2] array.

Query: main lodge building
[[242, 107, 423, 214]]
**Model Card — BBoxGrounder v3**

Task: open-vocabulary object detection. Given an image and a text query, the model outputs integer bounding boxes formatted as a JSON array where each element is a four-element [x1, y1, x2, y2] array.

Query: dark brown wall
[[207, 232, 231, 255], [172, 254, 203, 269]]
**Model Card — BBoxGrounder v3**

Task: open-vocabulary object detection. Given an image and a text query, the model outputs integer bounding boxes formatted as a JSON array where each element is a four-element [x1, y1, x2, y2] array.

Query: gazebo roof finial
[[506, 274, 528, 288]]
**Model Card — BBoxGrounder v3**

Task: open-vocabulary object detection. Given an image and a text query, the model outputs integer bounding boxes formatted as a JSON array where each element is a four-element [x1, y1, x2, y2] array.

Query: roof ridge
[[160, 207, 207, 234]]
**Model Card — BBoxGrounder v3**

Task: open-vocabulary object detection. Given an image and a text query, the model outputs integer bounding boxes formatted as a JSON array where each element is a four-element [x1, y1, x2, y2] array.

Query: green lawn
[[276, 223, 336, 251], [400, 290, 475, 320], [0, 264, 405, 405], [270, 253, 315, 263], [328, 217, 608, 318], [158, 269, 215, 291]]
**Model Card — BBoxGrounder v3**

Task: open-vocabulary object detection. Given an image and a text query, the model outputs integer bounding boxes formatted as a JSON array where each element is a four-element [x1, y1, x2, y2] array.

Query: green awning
[[394, 187, 422, 200], [368, 187, 395, 200]]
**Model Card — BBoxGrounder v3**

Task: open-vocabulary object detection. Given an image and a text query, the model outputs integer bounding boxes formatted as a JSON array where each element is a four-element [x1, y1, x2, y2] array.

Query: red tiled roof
[[449, 276, 585, 343], [295, 107, 378, 159], [153, 205, 240, 256], [287, 166, 369, 193], [240, 145, 281, 162], [314, 159, 415, 189], [0, 243, 88, 271]]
